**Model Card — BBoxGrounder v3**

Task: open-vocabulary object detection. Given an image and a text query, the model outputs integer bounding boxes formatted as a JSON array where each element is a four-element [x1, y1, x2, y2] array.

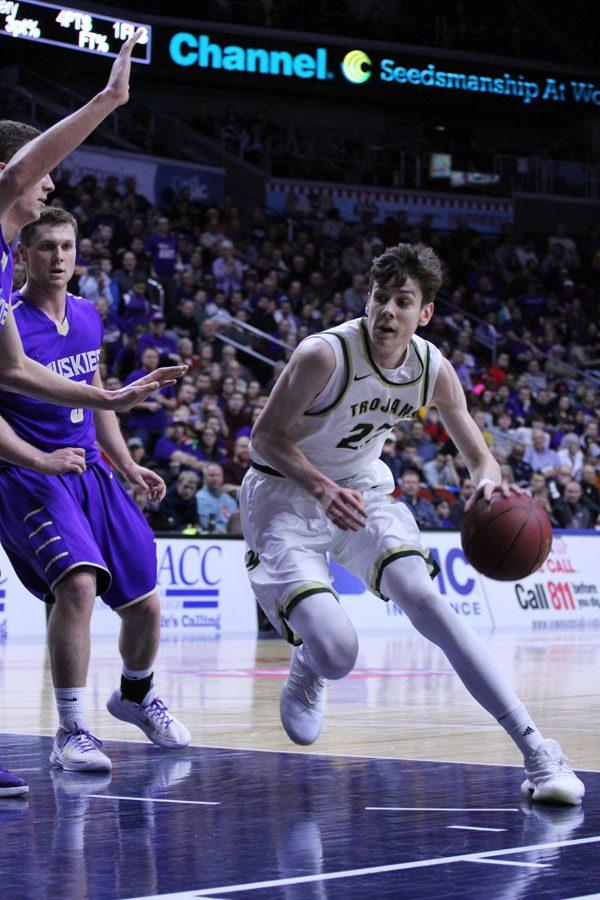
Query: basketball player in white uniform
[[240, 243, 584, 805]]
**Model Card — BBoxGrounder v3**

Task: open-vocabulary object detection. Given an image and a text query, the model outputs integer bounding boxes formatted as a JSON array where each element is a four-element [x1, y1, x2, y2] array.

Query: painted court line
[[467, 858, 549, 869], [567, 894, 600, 899], [447, 825, 507, 833], [366, 806, 520, 812], [129, 834, 600, 897], [90, 795, 220, 806], [5, 732, 600, 773]]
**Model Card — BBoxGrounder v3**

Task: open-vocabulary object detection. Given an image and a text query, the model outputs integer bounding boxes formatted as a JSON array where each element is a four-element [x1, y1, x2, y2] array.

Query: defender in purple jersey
[[0, 209, 190, 773], [0, 34, 190, 792]]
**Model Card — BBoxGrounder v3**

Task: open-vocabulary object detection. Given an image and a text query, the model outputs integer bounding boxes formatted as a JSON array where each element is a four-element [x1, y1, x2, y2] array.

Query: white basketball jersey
[[252, 317, 442, 481]]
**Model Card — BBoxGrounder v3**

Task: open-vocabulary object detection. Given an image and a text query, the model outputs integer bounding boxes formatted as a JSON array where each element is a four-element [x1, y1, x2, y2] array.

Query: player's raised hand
[[37, 447, 86, 476], [318, 484, 367, 531], [126, 365, 189, 391], [102, 365, 188, 412], [103, 27, 145, 108], [124, 465, 166, 503]]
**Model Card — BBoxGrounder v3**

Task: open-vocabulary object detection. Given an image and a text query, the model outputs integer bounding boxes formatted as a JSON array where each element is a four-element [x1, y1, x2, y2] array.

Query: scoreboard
[[0, 0, 151, 62]]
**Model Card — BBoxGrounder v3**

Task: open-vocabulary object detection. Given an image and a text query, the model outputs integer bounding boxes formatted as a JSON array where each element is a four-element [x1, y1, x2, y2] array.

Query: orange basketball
[[461, 493, 552, 581]]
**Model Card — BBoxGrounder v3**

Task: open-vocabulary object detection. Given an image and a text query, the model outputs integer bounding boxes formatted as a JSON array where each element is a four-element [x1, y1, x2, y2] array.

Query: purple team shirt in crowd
[[0, 290, 102, 464], [0, 224, 13, 331], [145, 232, 177, 278]]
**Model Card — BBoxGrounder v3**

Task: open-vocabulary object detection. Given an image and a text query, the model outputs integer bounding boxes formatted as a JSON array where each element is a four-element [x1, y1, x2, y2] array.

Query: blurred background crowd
[[17, 166, 598, 535]]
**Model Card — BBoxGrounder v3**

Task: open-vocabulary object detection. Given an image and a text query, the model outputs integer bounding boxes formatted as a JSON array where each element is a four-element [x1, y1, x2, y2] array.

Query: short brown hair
[[369, 243, 443, 306], [20, 207, 78, 246], [0, 120, 41, 164]]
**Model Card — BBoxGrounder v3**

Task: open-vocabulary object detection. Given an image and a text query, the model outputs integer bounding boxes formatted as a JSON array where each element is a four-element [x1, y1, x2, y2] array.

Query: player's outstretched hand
[[318, 484, 367, 531], [124, 465, 166, 504], [38, 447, 86, 476], [103, 365, 188, 412], [103, 27, 145, 108], [465, 479, 529, 512], [127, 365, 188, 391]]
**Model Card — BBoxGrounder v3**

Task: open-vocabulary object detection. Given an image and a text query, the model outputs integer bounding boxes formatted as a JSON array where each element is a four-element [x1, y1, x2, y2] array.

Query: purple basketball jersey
[[0, 224, 12, 331], [0, 291, 103, 463]]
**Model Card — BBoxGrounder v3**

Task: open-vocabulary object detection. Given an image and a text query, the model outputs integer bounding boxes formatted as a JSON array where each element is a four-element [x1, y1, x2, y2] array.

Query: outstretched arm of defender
[[251, 339, 367, 531], [0, 29, 143, 220], [433, 357, 525, 510], [0, 306, 186, 410]]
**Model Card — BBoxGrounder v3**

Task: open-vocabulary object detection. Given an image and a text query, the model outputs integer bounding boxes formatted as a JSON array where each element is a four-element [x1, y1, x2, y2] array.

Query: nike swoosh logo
[[353, 373, 371, 381]]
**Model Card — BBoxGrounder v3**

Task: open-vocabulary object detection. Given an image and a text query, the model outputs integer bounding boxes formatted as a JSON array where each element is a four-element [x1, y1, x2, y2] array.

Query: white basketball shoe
[[280, 645, 326, 746], [50, 727, 112, 772], [522, 739, 585, 805], [106, 690, 191, 749]]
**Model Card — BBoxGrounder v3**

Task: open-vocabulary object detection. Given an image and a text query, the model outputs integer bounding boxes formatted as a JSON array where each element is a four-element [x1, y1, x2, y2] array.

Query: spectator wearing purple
[[137, 311, 180, 363], [146, 215, 178, 308], [120, 276, 152, 336], [146, 216, 178, 280], [398, 470, 442, 529], [153, 419, 205, 475], [450, 349, 473, 391], [506, 386, 535, 426], [95, 296, 123, 368], [124, 347, 176, 447]]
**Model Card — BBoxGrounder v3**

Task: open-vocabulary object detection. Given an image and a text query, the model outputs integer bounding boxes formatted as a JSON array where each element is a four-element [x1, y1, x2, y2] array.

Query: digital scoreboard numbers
[[0, 1, 151, 62]]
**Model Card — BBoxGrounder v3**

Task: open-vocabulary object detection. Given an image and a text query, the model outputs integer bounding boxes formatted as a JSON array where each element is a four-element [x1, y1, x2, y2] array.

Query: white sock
[[122, 665, 153, 681], [498, 703, 544, 756], [55, 687, 88, 732], [381, 557, 545, 757]]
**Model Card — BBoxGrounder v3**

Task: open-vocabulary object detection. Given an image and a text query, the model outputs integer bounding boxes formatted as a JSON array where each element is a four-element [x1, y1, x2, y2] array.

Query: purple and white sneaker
[[0, 765, 28, 797], [107, 690, 191, 748], [50, 727, 112, 772]]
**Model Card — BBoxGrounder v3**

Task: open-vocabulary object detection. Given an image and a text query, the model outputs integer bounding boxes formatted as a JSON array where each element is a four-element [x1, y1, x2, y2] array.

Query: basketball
[[461, 492, 553, 581]]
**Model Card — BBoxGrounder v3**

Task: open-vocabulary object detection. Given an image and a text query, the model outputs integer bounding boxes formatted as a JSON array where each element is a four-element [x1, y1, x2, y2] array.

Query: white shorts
[[239, 459, 439, 644]]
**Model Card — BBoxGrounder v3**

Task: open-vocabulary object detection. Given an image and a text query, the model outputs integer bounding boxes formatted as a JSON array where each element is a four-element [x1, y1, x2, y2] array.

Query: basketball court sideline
[[1, 630, 599, 898]]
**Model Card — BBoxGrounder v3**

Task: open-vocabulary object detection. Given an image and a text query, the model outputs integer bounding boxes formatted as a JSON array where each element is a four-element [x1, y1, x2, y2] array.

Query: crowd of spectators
[[24, 164, 598, 535], [190, 102, 572, 194]]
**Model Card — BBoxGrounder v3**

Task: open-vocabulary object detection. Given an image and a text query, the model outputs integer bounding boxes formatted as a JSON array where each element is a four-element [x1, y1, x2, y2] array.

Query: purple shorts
[[0, 459, 157, 608]]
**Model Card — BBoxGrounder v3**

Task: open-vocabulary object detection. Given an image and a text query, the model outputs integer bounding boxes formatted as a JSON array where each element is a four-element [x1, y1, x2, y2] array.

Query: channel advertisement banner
[[0, 533, 597, 642], [60, 146, 224, 206], [158, 27, 600, 112]]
